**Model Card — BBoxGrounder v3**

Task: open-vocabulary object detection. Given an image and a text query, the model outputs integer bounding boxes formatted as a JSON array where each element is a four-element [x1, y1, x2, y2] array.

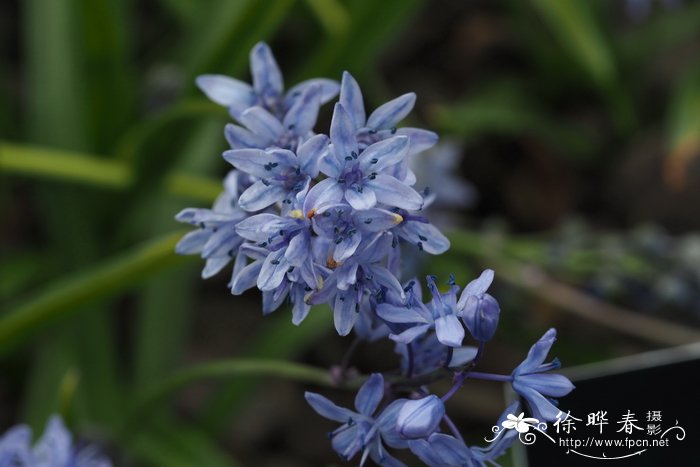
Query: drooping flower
[[458, 269, 500, 342], [0, 415, 111, 467], [197, 42, 339, 120], [396, 395, 445, 440], [175, 170, 252, 279], [511, 328, 575, 422], [305, 374, 407, 466]]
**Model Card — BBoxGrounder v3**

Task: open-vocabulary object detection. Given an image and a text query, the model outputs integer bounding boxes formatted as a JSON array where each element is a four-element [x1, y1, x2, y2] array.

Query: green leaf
[[304, 0, 350, 37], [0, 232, 191, 355], [0, 142, 131, 189], [530, 0, 615, 89]]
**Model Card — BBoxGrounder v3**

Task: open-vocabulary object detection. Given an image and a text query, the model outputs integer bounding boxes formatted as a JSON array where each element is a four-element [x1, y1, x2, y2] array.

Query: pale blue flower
[[511, 328, 575, 422], [0, 416, 111, 467], [305, 374, 407, 466], [408, 433, 478, 467], [197, 42, 339, 120], [175, 170, 252, 278], [396, 395, 445, 439], [458, 269, 500, 342]]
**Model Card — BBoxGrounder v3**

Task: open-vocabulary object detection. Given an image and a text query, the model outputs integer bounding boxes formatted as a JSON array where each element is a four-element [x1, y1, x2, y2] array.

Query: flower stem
[[466, 371, 512, 382]]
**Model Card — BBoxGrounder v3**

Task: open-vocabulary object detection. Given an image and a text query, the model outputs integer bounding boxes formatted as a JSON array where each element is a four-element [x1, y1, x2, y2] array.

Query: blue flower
[[196, 42, 339, 120], [175, 170, 252, 278], [394, 333, 478, 377], [407, 433, 478, 467], [472, 401, 521, 465], [458, 269, 500, 342], [0, 415, 111, 467], [339, 71, 438, 159], [305, 374, 407, 466], [308, 103, 424, 212], [396, 395, 445, 439], [223, 134, 328, 211], [307, 233, 405, 336], [391, 208, 450, 254], [511, 329, 575, 422]]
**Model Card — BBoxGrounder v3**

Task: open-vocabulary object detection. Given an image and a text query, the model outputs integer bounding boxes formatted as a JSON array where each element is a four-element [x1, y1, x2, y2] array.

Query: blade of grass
[[0, 231, 191, 355]]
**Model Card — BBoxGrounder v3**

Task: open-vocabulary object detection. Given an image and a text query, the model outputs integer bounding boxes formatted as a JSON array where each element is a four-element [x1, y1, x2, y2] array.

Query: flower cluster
[[176, 42, 574, 466], [0, 415, 111, 467]]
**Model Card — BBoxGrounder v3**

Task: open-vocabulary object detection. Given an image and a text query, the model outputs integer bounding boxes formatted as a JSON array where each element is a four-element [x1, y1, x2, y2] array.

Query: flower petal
[[366, 93, 416, 130], [517, 374, 575, 398], [340, 71, 366, 129], [238, 180, 287, 211], [398, 220, 450, 255], [257, 249, 290, 291], [434, 314, 465, 347], [333, 234, 362, 262], [286, 78, 340, 106], [334, 289, 358, 335], [304, 392, 357, 422], [514, 328, 557, 375], [358, 136, 410, 172], [224, 123, 267, 149], [283, 84, 321, 136], [239, 106, 284, 142], [175, 229, 210, 254], [345, 186, 377, 210], [303, 177, 344, 216], [195, 74, 254, 111], [353, 208, 404, 232], [376, 304, 430, 324], [354, 373, 384, 416], [297, 134, 329, 178], [250, 42, 283, 99], [230, 261, 263, 294], [223, 147, 296, 178], [330, 103, 359, 166], [396, 128, 438, 155], [365, 174, 423, 211]]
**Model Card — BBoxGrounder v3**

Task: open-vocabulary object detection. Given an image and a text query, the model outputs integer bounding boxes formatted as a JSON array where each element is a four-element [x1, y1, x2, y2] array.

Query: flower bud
[[462, 293, 500, 342], [396, 395, 445, 439]]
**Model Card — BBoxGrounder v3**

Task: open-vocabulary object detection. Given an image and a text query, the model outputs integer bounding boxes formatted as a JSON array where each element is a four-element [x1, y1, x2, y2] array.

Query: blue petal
[[223, 148, 297, 178], [464, 269, 495, 296], [517, 374, 575, 398], [297, 134, 329, 178], [286, 78, 340, 106], [238, 180, 287, 211], [425, 433, 476, 466], [333, 234, 362, 262], [291, 286, 312, 325], [334, 289, 359, 336], [303, 178, 343, 216], [407, 439, 444, 467], [257, 249, 289, 291], [318, 150, 343, 178], [224, 123, 267, 149], [434, 314, 465, 347], [358, 136, 410, 172], [202, 256, 231, 279], [365, 174, 423, 210], [304, 392, 357, 422], [235, 213, 288, 242], [0, 424, 32, 463], [345, 186, 377, 210], [376, 304, 430, 324], [376, 399, 410, 449], [250, 42, 283, 99], [330, 103, 359, 166], [354, 373, 384, 416], [175, 229, 210, 254], [336, 261, 360, 290], [239, 106, 284, 141], [396, 395, 445, 439], [231, 261, 263, 294], [340, 71, 366, 129], [398, 221, 450, 254], [366, 93, 416, 130], [390, 324, 431, 344], [352, 208, 404, 232], [512, 382, 566, 422], [283, 84, 321, 136], [514, 328, 557, 375], [195, 74, 255, 116], [33, 416, 72, 467], [262, 282, 289, 314], [396, 128, 438, 156], [285, 231, 310, 266]]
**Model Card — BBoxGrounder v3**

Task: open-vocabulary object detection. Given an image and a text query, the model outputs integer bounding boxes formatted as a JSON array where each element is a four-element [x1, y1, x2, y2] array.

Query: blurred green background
[[2, 0, 700, 465]]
